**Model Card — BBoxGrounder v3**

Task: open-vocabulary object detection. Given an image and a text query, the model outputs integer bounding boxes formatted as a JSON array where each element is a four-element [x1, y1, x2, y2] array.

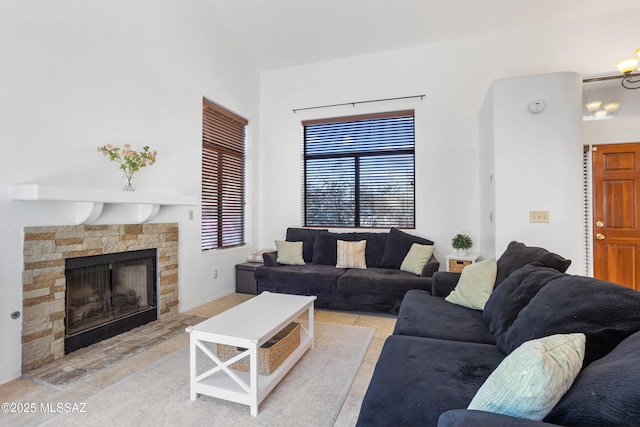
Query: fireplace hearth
[[64, 249, 158, 353]]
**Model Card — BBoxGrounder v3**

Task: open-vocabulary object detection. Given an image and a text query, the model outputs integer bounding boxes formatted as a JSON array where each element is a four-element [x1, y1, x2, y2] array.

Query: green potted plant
[[451, 233, 473, 256]]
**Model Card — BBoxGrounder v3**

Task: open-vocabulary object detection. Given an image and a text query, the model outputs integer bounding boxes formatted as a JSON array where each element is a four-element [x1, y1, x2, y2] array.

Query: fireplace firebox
[[64, 249, 158, 354]]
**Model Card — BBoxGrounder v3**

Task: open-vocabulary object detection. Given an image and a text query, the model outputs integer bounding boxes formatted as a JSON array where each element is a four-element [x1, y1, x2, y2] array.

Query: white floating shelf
[[10, 184, 198, 224]]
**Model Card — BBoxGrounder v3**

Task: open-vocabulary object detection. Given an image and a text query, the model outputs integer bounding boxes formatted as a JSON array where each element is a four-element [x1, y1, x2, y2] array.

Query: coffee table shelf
[[192, 331, 313, 403], [185, 292, 316, 415]]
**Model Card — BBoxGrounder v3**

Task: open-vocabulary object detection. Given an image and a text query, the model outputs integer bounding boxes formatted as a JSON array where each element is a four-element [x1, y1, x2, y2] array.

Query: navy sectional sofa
[[255, 227, 439, 313], [357, 242, 640, 427]]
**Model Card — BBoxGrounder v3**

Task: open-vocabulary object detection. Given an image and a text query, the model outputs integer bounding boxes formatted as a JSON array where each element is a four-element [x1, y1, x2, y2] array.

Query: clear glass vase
[[122, 169, 137, 192]]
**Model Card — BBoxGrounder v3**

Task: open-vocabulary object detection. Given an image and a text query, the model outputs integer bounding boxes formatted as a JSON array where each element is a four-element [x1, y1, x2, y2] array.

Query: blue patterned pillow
[[469, 333, 585, 421]]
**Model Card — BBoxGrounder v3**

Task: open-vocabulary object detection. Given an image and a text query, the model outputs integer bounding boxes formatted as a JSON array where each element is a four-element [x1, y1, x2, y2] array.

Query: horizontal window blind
[[303, 111, 415, 228], [202, 99, 247, 251]]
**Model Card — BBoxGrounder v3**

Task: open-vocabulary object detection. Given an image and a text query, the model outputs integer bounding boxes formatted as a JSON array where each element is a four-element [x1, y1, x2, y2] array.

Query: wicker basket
[[448, 259, 473, 272], [217, 322, 300, 375]]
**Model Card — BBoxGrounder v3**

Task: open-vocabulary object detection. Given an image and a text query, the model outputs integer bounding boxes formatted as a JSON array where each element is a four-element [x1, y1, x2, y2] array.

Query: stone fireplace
[[21, 223, 179, 372]]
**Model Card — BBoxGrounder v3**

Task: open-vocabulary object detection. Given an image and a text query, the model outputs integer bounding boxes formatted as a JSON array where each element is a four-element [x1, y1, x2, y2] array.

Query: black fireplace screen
[[64, 249, 157, 353]]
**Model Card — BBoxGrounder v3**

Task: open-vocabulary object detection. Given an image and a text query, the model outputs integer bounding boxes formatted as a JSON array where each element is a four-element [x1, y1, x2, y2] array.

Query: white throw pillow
[[336, 240, 367, 269], [445, 258, 497, 310], [400, 243, 435, 276], [248, 249, 275, 263], [275, 240, 305, 265], [468, 333, 586, 421]]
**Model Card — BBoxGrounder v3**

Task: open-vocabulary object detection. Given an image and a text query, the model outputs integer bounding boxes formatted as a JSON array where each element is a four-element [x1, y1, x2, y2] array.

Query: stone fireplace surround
[[21, 223, 179, 372]]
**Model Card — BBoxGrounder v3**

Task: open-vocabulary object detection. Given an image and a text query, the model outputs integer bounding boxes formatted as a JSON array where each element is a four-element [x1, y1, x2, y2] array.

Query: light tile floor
[[0, 293, 395, 426]]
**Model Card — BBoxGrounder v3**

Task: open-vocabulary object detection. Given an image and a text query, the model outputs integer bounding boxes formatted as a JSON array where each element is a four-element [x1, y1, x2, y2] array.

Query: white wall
[[478, 91, 496, 259], [584, 116, 640, 145], [0, 0, 260, 384], [486, 73, 584, 271], [258, 10, 640, 264]]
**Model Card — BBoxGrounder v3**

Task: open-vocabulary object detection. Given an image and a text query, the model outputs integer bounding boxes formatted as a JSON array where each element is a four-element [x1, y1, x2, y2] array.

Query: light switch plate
[[530, 210, 549, 223]]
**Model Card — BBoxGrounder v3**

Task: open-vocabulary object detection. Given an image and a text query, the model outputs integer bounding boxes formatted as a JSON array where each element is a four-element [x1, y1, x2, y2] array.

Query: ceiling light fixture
[[616, 48, 640, 89], [603, 102, 620, 113], [585, 101, 602, 112], [583, 100, 621, 120]]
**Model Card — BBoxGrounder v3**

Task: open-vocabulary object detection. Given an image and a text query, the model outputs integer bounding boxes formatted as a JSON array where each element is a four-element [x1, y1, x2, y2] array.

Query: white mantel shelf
[[10, 184, 198, 224]]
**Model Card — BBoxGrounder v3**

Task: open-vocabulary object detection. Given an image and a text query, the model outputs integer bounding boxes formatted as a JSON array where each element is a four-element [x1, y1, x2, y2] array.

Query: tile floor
[[0, 293, 396, 426]]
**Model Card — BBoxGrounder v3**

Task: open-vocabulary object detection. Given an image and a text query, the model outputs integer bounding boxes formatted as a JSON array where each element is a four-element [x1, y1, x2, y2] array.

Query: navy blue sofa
[[255, 227, 439, 313], [357, 242, 640, 426]]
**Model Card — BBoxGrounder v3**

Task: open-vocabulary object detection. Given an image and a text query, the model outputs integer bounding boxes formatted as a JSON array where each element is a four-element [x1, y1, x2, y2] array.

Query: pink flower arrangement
[[97, 144, 157, 173], [97, 144, 157, 191]]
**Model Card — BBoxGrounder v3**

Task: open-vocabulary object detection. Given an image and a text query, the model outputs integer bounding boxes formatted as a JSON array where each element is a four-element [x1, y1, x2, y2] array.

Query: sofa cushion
[[432, 271, 462, 297], [312, 232, 349, 266], [400, 243, 435, 276], [285, 227, 327, 263], [545, 330, 640, 426], [356, 232, 387, 267], [394, 290, 496, 344], [356, 335, 505, 427], [337, 268, 431, 296], [483, 264, 566, 341], [380, 227, 434, 269], [445, 258, 497, 310], [336, 240, 367, 269], [468, 333, 585, 421], [275, 240, 305, 265], [421, 254, 440, 277], [495, 241, 571, 287], [497, 275, 640, 366], [312, 231, 387, 267], [254, 264, 345, 291]]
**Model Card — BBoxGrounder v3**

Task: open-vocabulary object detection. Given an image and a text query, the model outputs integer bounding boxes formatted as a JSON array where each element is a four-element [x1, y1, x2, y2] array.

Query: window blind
[[303, 110, 415, 228], [202, 99, 247, 250]]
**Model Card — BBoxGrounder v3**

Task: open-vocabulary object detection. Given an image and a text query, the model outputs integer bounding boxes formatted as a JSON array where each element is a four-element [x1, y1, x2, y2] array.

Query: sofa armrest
[[431, 271, 461, 297], [262, 251, 279, 267], [421, 255, 440, 277], [438, 410, 561, 427]]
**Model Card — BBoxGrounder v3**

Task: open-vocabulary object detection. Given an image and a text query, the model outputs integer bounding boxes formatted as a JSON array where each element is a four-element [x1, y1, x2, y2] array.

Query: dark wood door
[[592, 142, 640, 291]]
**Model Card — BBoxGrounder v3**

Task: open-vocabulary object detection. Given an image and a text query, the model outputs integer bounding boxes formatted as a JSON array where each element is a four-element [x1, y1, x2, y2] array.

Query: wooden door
[[592, 142, 640, 291]]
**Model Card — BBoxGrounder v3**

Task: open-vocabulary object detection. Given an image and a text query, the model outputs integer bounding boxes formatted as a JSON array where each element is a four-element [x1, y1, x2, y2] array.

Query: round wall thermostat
[[528, 99, 546, 113]]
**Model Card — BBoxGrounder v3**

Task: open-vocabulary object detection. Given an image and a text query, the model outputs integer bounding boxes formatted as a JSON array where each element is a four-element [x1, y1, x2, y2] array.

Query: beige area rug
[[23, 314, 206, 389], [41, 322, 374, 427]]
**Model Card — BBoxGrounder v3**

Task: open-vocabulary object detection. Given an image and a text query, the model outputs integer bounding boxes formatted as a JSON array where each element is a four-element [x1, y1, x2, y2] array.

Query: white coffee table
[[185, 291, 317, 415]]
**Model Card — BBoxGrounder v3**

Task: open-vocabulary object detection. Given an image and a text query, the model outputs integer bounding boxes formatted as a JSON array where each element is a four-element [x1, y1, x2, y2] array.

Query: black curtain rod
[[292, 94, 426, 114]]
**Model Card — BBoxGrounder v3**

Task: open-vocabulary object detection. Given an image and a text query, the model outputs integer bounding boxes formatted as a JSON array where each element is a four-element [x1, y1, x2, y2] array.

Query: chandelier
[[616, 48, 640, 89]]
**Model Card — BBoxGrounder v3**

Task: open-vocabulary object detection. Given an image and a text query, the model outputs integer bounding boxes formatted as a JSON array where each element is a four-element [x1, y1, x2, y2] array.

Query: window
[[202, 98, 247, 250], [303, 110, 415, 228]]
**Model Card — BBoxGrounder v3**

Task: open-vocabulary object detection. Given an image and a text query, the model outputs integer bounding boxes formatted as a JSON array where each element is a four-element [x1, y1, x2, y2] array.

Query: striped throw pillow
[[336, 240, 367, 269]]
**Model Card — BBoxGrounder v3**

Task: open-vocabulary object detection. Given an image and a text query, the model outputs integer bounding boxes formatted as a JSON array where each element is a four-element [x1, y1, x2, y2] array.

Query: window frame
[[302, 110, 416, 229]]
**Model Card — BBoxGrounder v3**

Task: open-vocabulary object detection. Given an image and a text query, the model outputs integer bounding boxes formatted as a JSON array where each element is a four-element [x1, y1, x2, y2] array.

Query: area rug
[[23, 314, 205, 389], [41, 322, 375, 427]]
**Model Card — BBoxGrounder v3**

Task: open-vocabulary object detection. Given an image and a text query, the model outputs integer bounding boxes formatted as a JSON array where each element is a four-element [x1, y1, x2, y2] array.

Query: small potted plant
[[451, 234, 473, 256]]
